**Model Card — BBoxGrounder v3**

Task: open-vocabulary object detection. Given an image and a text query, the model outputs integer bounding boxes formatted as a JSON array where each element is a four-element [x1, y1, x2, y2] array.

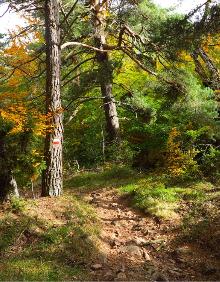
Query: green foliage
[[105, 140, 134, 164], [64, 99, 105, 168], [199, 145, 220, 181], [58, 0, 220, 182], [10, 197, 27, 213], [0, 258, 81, 281]]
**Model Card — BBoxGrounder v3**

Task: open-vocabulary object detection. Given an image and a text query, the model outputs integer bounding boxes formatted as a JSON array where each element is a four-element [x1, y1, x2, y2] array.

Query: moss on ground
[[118, 173, 214, 219]]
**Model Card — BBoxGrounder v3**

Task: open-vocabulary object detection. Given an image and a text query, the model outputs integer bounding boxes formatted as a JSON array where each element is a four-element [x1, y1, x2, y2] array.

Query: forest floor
[[0, 166, 220, 281]]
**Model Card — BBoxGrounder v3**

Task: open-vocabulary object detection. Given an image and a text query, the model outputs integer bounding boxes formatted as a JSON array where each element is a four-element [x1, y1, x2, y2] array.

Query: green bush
[[200, 145, 220, 181]]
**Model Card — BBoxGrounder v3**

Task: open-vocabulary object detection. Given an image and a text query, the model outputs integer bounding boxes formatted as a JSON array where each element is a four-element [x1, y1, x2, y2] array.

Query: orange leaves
[[0, 91, 27, 102], [0, 104, 27, 134], [202, 34, 213, 53], [34, 113, 52, 137], [34, 31, 44, 42], [7, 71, 23, 88], [0, 102, 50, 137], [166, 128, 186, 176], [4, 41, 38, 78], [0, 27, 45, 137], [23, 15, 41, 26], [202, 34, 220, 52], [202, 33, 220, 64]]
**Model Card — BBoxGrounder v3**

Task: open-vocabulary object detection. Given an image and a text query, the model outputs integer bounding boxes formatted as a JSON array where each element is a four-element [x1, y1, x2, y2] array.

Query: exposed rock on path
[[84, 189, 220, 281]]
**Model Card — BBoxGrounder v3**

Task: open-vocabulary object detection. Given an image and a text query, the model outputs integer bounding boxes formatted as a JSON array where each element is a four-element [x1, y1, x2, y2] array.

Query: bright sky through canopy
[[0, 3, 25, 34], [0, 0, 218, 34], [153, 0, 209, 13]]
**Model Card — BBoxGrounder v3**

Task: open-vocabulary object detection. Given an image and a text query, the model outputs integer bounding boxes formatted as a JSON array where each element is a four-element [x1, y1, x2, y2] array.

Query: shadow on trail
[[0, 193, 161, 281], [0, 202, 99, 281]]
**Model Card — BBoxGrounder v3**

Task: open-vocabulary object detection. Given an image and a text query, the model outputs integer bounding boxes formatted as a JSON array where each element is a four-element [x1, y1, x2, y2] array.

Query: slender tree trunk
[[192, 48, 220, 91], [192, 48, 220, 116], [42, 0, 63, 196], [91, 0, 120, 143]]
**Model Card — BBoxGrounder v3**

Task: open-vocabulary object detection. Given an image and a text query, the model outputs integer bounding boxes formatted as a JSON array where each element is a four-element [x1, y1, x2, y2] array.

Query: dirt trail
[[84, 188, 220, 281]]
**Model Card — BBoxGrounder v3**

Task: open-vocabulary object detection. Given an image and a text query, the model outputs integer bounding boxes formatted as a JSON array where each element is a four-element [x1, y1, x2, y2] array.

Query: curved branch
[[0, 4, 10, 17], [61, 41, 116, 52], [120, 47, 157, 76]]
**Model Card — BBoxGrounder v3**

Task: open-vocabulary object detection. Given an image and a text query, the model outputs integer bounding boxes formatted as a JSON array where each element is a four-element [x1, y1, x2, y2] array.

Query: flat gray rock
[[119, 244, 142, 257], [91, 263, 103, 270]]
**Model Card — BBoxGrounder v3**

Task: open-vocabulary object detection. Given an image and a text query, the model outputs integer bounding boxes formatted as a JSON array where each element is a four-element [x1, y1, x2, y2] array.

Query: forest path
[[82, 188, 220, 281]]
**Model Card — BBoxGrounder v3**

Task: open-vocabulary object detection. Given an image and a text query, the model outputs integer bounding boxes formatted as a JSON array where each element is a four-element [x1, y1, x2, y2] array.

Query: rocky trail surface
[[83, 188, 220, 281]]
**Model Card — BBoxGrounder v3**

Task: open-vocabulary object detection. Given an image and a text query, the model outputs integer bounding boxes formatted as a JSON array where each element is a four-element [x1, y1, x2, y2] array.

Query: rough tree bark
[[0, 171, 19, 202], [0, 131, 19, 201], [91, 0, 120, 143], [192, 48, 220, 100], [42, 0, 63, 196], [192, 47, 220, 117]]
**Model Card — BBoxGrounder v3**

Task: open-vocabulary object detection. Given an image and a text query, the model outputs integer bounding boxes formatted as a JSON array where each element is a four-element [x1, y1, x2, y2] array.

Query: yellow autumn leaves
[[166, 127, 198, 177], [0, 28, 47, 136]]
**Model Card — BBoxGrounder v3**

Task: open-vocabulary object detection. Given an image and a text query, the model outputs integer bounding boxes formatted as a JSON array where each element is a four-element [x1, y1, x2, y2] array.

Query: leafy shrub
[[10, 197, 26, 213], [106, 140, 134, 164], [166, 127, 199, 178], [200, 145, 220, 181]]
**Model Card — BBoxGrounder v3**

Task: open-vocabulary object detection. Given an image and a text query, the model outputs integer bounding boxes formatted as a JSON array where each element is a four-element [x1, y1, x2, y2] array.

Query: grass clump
[[0, 258, 81, 281], [10, 196, 27, 213], [120, 174, 210, 219]]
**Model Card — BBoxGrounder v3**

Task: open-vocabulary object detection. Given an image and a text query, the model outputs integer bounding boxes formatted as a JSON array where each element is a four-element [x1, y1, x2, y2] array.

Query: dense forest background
[[0, 0, 219, 280]]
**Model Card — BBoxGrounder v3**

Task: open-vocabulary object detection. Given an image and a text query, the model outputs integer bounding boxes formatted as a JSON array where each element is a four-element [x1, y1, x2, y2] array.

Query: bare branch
[[184, 0, 212, 21], [60, 0, 79, 26], [120, 47, 157, 76], [0, 4, 10, 17], [61, 41, 110, 52], [62, 56, 95, 81]]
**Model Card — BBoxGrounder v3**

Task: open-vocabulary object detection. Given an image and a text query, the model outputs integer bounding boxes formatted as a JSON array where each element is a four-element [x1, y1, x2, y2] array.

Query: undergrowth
[[180, 192, 220, 257], [0, 195, 100, 281], [119, 173, 214, 219], [65, 165, 139, 192], [65, 165, 215, 220], [0, 165, 218, 280]]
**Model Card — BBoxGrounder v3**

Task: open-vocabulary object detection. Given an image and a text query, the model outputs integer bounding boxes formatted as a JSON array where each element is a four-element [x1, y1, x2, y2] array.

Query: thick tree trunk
[[98, 52, 120, 142], [91, 0, 120, 143], [42, 0, 63, 197], [0, 171, 19, 201], [9, 174, 19, 198], [0, 133, 19, 201]]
